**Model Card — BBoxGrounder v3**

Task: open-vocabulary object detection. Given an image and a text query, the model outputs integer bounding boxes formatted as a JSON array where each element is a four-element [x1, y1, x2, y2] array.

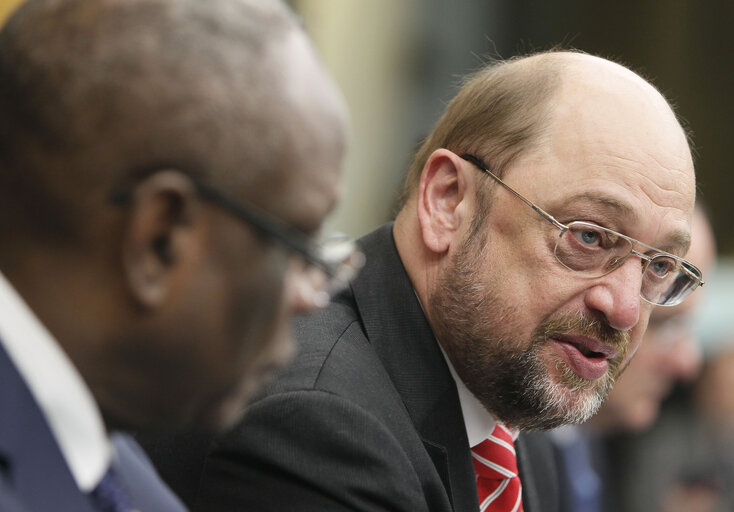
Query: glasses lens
[[555, 222, 634, 276], [293, 235, 364, 310], [553, 222, 702, 307], [314, 234, 365, 297], [641, 256, 701, 306]]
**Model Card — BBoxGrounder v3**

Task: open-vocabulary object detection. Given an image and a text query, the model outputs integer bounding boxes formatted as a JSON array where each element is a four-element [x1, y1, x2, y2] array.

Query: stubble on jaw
[[429, 234, 630, 431]]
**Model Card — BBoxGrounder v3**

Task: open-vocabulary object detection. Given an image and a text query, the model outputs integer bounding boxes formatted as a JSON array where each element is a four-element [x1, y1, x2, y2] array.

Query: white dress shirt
[[0, 271, 112, 492], [439, 344, 519, 444], [414, 290, 518, 443]]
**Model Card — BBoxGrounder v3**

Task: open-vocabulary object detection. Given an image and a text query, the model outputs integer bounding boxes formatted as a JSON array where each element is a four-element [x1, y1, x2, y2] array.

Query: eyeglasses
[[460, 154, 704, 307], [112, 175, 364, 306]]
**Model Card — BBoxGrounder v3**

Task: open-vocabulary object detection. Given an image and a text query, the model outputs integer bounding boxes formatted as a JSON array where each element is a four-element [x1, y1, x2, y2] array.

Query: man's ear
[[417, 149, 473, 254], [121, 170, 203, 309]]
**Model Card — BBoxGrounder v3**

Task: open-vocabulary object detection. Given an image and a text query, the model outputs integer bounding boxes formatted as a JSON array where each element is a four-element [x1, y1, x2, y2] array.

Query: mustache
[[534, 312, 630, 357]]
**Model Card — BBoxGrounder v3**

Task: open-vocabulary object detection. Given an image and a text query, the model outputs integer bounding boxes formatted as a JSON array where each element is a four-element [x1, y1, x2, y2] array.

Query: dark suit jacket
[[550, 428, 607, 512], [0, 340, 187, 512], [156, 223, 558, 511]]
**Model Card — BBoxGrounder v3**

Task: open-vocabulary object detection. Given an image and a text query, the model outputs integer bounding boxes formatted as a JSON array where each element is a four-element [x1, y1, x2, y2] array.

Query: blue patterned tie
[[90, 467, 133, 512]]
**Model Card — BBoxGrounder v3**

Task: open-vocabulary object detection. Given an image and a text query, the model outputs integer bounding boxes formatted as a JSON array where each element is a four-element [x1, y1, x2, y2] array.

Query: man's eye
[[649, 256, 676, 278], [575, 228, 601, 246]]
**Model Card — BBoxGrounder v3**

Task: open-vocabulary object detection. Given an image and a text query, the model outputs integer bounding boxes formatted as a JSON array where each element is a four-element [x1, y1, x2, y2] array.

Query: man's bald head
[[401, 50, 691, 212], [0, 0, 349, 431], [0, 0, 345, 243]]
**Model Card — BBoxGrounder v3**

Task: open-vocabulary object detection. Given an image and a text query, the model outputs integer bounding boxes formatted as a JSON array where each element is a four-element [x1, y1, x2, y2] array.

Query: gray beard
[[427, 235, 628, 431]]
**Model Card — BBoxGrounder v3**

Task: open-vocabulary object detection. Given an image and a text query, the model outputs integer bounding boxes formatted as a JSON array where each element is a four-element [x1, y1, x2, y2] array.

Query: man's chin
[[197, 372, 278, 432], [551, 382, 608, 424], [200, 402, 248, 432], [618, 401, 659, 432], [195, 385, 260, 433], [511, 374, 609, 430]]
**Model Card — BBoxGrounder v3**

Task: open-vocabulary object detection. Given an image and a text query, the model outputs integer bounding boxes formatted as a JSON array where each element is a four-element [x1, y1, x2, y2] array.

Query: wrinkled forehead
[[506, 62, 696, 255]]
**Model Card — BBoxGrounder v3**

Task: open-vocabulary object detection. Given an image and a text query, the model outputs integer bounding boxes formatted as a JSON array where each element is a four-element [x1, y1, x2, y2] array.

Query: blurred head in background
[[590, 203, 717, 432], [690, 260, 734, 441], [0, 0, 348, 432]]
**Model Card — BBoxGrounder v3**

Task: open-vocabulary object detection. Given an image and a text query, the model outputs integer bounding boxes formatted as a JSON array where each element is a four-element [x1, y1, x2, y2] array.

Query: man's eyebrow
[[561, 193, 691, 254], [560, 193, 638, 220], [659, 231, 691, 256]]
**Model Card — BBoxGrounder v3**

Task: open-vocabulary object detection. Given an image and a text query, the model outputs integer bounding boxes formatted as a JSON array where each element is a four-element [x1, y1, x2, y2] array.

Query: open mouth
[[567, 341, 605, 359], [553, 337, 614, 381]]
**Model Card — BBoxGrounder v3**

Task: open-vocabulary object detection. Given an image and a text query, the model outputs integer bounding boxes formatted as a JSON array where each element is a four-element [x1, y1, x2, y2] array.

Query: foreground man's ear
[[121, 170, 203, 309], [417, 149, 473, 254]]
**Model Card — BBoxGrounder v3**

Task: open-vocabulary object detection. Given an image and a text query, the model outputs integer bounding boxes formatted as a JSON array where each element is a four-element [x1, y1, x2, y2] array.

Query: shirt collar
[[0, 271, 112, 491], [412, 290, 518, 445], [438, 342, 519, 446]]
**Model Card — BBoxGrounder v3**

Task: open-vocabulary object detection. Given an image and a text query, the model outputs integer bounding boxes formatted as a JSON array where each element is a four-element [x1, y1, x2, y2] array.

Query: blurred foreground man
[[0, 0, 348, 510], [171, 51, 701, 512], [551, 204, 717, 512]]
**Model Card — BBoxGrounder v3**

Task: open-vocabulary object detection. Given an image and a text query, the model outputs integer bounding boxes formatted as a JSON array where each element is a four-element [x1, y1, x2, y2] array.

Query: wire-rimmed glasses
[[460, 154, 703, 307], [112, 175, 364, 306]]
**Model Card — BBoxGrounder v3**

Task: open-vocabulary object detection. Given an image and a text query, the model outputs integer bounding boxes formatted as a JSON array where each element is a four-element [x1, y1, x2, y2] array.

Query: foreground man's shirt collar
[[0, 271, 112, 492]]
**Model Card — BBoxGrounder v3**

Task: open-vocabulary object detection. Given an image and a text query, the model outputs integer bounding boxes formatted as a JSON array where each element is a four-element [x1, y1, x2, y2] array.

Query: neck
[[1, 249, 122, 386], [394, 206, 444, 320]]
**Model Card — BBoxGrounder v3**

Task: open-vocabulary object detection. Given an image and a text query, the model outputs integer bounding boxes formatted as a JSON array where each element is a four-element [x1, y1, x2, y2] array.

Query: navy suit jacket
[[145, 223, 559, 512], [0, 340, 187, 512]]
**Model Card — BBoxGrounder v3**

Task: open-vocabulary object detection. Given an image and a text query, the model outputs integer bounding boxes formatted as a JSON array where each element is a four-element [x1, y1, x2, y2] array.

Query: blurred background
[[287, 0, 734, 252], [2, 1, 734, 511], [2, 0, 732, 248]]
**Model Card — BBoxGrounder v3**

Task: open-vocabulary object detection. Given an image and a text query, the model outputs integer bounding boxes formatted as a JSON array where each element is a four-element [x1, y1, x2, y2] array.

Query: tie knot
[[90, 467, 133, 512], [471, 424, 518, 480]]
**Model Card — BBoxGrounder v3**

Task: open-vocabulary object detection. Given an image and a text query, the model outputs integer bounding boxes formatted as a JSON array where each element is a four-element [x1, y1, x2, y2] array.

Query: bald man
[[0, 0, 349, 510], [163, 51, 701, 512]]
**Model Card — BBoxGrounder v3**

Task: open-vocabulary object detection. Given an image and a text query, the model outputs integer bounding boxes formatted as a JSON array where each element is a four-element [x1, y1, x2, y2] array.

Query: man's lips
[[551, 335, 619, 381]]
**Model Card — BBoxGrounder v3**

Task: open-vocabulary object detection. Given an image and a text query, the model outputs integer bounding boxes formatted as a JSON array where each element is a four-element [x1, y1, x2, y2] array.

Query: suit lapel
[[517, 434, 540, 512], [517, 431, 560, 512], [110, 433, 186, 512], [0, 477, 30, 512], [0, 342, 96, 512], [351, 224, 479, 511]]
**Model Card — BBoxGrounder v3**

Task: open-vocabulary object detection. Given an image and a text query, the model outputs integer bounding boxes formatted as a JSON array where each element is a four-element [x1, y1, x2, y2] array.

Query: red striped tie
[[471, 424, 524, 512]]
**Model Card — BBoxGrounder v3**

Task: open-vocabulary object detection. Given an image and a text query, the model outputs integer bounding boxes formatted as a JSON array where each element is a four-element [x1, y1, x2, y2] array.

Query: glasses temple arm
[[460, 154, 568, 232], [192, 180, 335, 274]]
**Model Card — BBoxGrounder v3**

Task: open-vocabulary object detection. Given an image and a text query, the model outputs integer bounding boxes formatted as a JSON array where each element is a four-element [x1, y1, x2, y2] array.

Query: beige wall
[[292, 0, 418, 238], [0, 0, 24, 25], [0, 0, 413, 239]]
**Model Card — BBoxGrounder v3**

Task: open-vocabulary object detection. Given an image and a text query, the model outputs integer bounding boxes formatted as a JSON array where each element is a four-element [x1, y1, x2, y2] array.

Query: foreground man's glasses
[[112, 175, 364, 306], [461, 154, 703, 307]]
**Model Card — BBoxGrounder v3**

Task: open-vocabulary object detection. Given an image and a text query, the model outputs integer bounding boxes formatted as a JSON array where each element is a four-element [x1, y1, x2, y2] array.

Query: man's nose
[[583, 256, 643, 331]]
